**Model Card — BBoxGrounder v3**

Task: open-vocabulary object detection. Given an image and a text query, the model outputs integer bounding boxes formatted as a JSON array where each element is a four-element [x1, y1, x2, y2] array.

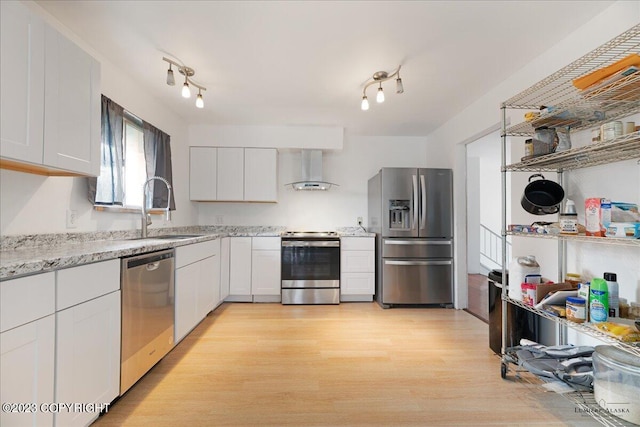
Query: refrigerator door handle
[[384, 260, 452, 266], [412, 174, 418, 230], [420, 174, 426, 230], [384, 240, 451, 246]]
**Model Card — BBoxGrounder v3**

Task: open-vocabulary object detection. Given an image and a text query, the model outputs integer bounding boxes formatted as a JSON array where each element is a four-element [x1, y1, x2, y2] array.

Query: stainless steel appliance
[[281, 231, 340, 304], [120, 249, 175, 394], [368, 168, 454, 308]]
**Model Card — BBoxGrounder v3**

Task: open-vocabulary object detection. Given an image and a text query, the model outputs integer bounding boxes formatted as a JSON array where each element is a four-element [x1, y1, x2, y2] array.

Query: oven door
[[281, 240, 340, 288]]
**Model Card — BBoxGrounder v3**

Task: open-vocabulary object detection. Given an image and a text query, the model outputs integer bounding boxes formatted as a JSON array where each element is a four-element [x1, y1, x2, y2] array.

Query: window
[[88, 95, 175, 211], [122, 117, 146, 208]]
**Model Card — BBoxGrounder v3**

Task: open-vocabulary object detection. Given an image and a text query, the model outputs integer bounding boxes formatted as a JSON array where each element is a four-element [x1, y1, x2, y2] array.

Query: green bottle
[[589, 278, 609, 323]]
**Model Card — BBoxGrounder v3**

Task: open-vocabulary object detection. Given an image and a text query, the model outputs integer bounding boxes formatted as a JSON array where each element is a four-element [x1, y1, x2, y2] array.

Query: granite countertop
[[0, 225, 374, 280]]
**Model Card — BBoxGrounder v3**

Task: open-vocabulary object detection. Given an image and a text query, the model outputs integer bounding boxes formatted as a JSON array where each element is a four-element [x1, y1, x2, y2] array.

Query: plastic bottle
[[508, 256, 540, 301], [589, 278, 609, 323], [604, 272, 619, 318], [560, 200, 578, 235]]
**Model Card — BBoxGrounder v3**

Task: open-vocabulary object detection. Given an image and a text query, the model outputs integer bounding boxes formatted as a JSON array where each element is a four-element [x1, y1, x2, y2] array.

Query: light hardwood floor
[[95, 303, 600, 427]]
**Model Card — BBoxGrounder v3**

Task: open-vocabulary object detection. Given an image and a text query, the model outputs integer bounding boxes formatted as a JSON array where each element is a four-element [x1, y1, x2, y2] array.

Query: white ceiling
[[36, 0, 615, 136]]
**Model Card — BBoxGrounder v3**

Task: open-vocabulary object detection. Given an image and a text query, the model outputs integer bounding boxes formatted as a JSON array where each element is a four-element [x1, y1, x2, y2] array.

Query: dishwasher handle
[[146, 262, 160, 271]]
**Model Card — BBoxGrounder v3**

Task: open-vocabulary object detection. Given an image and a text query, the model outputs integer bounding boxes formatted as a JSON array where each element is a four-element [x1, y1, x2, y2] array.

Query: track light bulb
[[361, 95, 369, 111], [196, 92, 204, 108], [376, 86, 385, 103], [182, 81, 191, 98], [396, 77, 404, 94], [166, 65, 175, 86]]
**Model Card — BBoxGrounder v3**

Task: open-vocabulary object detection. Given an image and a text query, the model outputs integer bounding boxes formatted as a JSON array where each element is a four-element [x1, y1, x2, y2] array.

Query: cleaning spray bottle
[[589, 278, 609, 323]]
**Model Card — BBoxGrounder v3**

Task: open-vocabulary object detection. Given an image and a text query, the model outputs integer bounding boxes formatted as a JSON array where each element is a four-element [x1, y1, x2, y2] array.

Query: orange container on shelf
[[572, 53, 640, 90]]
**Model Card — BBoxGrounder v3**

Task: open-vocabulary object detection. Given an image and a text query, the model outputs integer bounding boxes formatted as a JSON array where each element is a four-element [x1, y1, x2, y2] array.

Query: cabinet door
[[251, 250, 281, 296], [43, 25, 101, 176], [228, 237, 252, 299], [55, 291, 120, 427], [190, 147, 217, 201], [175, 263, 199, 343], [197, 255, 219, 319], [341, 272, 375, 295], [0, 1, 45, 165], [244, 148, 277, 202], [220, 237, 230, 301], [1, 272, 55, 333], [341, 251, 375, 273], [56, 259, 120, 311], [217, 148, 244, 201], [0, 315, 55, 427]]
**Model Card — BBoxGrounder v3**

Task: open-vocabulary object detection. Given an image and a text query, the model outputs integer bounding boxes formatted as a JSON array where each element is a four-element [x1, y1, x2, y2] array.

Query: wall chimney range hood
[[286, 149, 338, 191]]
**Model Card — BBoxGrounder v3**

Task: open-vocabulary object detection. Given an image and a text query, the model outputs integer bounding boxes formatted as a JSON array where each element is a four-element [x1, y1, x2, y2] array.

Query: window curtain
[[87, 95, 124, 204], [143, 122, 176, 210]]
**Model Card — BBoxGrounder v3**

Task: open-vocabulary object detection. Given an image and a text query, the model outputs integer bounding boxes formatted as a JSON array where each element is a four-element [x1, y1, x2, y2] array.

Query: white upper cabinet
[[43, 25, 101, 176], [0, 1, 45, 165], [189, 146, 278, 202], [0, 1, 101, 177], [190, 146, 217, 200], [217, 147, 244, 201], [244, 148, 277, 202]]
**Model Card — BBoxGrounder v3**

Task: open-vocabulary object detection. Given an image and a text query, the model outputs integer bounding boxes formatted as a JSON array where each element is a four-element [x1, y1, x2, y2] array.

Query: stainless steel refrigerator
[[368, 168, 453, 308]]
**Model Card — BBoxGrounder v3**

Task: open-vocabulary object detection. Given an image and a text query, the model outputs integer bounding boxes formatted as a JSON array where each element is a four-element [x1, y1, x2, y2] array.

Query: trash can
[[488, 269, 539, 355]]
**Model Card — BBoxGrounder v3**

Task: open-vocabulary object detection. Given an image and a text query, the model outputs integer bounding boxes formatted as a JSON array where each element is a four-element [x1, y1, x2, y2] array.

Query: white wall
[[0, 2, 196, 236], [426, 1, 640, 313], [196, 134, 429, 230]]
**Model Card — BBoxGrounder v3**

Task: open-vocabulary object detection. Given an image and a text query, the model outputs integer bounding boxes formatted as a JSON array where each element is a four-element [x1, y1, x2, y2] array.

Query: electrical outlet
[[215, 215, 224, 225], [357, 216, 363, 226], [66, 209, 78, 228]]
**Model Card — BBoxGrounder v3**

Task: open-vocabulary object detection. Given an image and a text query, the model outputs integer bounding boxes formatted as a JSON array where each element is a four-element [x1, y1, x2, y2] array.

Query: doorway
[[465, 129, 506, 322]]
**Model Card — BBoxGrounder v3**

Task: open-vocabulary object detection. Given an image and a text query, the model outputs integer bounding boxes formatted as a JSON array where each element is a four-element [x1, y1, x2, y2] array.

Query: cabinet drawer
[[341, 250, 374, 273], [340, 272, 374, 295], [57, 259, 119, 311], [252, 237, 281, 251], [176, 239, 218, 269], [1, 272, 55, 333], [341, 237, 374, 251]]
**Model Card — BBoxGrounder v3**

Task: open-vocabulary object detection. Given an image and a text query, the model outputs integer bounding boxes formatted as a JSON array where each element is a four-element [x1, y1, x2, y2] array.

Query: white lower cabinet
[[340, 237, 375, 302], [0, 315, 55, 427], [175, 240, 221, 343], [54, 260, 120, 427], [55, 291, 120, 427], [175, 261, 200, 343], [251, 237, 281, 302], [219, 237, 230, 301], [226, 237, 252, 302]]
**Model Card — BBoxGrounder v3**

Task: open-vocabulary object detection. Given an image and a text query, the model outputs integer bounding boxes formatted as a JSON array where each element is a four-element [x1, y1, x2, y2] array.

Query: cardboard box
[[521, 282, 576, 305]]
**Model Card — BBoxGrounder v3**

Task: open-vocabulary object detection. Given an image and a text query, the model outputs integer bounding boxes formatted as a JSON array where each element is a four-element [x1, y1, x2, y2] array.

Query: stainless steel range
[[281, 231, 340, 304]]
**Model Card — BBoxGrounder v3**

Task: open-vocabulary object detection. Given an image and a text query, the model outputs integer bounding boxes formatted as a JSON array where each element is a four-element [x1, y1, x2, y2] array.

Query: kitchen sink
[[127, 234, 203, 241], [152, 234, 203, 240]]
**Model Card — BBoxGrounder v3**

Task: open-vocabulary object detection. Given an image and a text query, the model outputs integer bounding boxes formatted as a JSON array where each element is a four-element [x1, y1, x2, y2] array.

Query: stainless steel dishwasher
[[120, 248, 175, 395]]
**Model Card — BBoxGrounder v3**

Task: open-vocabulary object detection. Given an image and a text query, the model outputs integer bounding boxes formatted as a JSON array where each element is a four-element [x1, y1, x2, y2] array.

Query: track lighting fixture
[[361, 65, 403, 110], [196, 90, 204, 109], [166, 64, 175, 86], [163, 57, 206, 108], [361, 95, 369, 111]]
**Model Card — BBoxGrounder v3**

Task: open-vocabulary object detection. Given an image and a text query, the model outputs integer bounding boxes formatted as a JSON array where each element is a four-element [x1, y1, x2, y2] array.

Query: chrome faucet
[[141, 176, 172, 238]]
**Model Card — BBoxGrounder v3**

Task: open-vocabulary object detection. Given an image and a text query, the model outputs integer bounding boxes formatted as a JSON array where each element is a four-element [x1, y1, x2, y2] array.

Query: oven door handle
[[282, 241, 340, 247]]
